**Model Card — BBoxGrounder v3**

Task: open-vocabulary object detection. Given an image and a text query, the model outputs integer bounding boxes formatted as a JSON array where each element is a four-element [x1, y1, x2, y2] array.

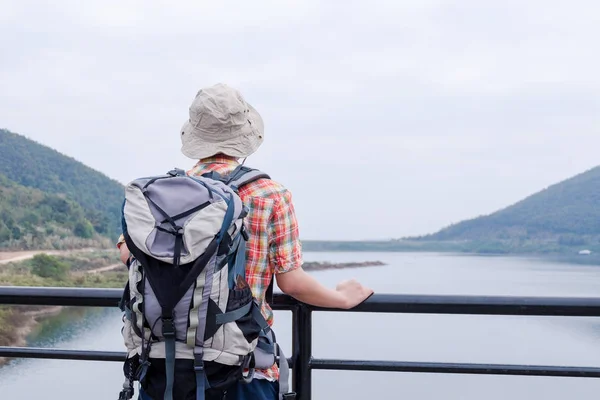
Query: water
[[1, 252, 600, 399]]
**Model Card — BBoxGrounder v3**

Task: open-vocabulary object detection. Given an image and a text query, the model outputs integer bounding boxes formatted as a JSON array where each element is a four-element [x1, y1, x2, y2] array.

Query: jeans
[[138, 379, 278, 400], [224, 379, 278, 400]]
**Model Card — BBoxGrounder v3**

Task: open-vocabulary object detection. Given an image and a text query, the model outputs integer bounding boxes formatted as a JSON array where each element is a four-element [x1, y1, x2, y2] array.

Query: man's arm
[[269, 190, 373, 310], [276, 268, 373, 309]]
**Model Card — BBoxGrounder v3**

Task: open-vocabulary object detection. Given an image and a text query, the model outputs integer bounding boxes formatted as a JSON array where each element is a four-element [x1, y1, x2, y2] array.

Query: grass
[[0, 306, 28, 346]]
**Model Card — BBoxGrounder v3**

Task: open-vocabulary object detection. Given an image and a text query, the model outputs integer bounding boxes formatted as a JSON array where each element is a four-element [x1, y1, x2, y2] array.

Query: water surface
[[1, 252, 599, 399]]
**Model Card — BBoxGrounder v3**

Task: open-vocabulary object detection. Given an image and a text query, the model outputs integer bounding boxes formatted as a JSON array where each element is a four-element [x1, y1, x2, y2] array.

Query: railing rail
[[1, 286, 600, 399]]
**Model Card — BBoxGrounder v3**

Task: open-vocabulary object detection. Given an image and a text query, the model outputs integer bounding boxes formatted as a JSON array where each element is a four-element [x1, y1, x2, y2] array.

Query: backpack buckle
[[193, 363, 204, 372], [162, 318, 175, 337], [119, 388, 134, 400], [167, 168, 186, 177], [241, 225, 249, 241], [118, 388, 134, 400], [194, 354, 204, 372]]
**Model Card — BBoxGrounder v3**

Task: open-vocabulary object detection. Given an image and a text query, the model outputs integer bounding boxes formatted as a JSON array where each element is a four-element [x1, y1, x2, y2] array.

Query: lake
[[1, 252, 600, 399]]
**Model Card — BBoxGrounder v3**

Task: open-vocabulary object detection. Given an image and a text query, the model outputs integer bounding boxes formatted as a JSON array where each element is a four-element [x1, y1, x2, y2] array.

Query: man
[[118, 83, 373, 399]]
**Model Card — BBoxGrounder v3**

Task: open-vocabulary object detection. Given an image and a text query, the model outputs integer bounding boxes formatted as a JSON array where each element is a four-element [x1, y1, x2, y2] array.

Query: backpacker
[[117, 165, 295, 400]]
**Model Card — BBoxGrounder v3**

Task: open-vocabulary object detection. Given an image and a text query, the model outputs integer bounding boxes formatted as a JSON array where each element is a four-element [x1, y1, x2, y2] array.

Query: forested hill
[[411, 165, 600, 252], [0, 129, 124, 249]]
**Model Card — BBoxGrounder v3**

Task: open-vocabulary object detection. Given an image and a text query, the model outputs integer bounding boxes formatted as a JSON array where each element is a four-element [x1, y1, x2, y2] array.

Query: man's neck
[[198, 154, 240, 165]]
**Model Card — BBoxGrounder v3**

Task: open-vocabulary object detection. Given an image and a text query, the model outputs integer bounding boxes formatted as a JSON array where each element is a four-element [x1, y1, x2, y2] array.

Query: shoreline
[[0, 305, 63, 367]]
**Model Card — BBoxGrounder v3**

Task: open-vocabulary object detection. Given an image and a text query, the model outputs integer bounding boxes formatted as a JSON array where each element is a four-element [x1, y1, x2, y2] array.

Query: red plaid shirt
[[187, 155, 303, 380]]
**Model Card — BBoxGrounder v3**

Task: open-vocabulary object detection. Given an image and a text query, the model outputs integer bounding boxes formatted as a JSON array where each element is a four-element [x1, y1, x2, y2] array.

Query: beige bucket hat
[[180, 83, 264, 159]]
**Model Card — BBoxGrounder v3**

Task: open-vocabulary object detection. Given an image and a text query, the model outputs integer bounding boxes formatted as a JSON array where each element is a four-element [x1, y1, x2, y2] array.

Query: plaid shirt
[[187, 155, 303, 380]]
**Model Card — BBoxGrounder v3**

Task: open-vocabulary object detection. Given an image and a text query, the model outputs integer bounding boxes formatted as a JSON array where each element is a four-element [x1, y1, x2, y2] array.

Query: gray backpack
[[117, 166, 294, 400]]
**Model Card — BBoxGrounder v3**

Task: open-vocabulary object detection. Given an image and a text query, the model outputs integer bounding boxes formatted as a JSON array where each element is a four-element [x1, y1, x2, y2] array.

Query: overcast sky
[[1, 1, 599, 240]]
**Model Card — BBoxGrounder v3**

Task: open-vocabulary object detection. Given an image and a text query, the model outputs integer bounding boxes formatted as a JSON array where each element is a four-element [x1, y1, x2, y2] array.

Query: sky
[[1, 1, 599, 240]]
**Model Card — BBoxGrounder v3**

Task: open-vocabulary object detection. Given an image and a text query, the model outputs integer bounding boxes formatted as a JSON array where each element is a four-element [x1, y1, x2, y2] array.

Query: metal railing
[[1, 286, 600, 399]]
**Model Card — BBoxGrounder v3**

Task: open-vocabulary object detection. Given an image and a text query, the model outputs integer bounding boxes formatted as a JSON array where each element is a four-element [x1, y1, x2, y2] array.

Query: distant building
[[579, 249, 592, 255]]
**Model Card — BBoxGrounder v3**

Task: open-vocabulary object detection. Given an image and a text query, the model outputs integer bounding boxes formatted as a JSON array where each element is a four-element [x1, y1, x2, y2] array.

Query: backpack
[[117, 165, 295, 400]]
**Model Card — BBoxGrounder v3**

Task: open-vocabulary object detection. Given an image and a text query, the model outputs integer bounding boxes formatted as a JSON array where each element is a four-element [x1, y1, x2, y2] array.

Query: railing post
[[292, 304, 312, 400]]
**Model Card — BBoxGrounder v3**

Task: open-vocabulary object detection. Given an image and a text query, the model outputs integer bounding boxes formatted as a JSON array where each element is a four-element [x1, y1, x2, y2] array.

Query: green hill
[[0, 174, 112, 249], [410, 165, 600, 253], [301, 166, 600, 256], [0, 128, 124, 249]]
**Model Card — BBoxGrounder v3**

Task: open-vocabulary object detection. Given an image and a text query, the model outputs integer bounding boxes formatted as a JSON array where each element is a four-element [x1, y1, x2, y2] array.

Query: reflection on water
[[1, 252, 600, 400], [27, 307, 107, 346]]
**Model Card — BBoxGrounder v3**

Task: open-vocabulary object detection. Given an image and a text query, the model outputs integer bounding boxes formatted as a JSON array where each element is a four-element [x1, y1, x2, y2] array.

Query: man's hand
[[335, 279, 374, 309]]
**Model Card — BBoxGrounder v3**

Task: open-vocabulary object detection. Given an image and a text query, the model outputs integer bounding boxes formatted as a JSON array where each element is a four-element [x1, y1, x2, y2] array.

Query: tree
[[30, 253, 70, 280], [0, 221, 10, 242], [73, 220, 94, 239]]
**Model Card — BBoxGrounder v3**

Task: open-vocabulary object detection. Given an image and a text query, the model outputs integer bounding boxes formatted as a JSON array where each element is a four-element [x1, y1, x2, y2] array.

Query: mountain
[[301, 166, 600, 255], [410, 165, 600, 253], [0, 128, 124, 249]]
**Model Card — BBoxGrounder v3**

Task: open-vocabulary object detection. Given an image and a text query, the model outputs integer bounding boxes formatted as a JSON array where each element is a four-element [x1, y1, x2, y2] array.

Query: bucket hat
[[180, 83, 264, 159]]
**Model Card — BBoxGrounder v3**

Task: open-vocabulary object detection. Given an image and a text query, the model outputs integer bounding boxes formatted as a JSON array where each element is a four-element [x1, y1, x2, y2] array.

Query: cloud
[[1, 0, 599, 239]]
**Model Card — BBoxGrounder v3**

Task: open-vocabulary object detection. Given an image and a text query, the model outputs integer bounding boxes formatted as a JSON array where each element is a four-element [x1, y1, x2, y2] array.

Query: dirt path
[[0, 248, 98, 265], [0, 247, 122, 275], [0, 250, 63, 265], [84, 263, 123, 274]]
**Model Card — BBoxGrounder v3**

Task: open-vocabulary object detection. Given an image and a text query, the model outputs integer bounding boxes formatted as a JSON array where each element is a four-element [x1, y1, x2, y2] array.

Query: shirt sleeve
[[268, 189, 303, 274]]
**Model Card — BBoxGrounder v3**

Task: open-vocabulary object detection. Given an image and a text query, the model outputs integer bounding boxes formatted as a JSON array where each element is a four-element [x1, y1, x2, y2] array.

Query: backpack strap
[[202, 165, 270, 192], [266, 278, 274, 305], [224, 165, 275, 304], [163, 310, 176, 400], [276, 343, 296, 399], [224, 165, 270, 191]]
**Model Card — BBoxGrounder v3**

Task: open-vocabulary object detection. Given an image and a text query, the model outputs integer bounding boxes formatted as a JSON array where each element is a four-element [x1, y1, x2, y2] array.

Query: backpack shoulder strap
[[224, 165, 271, 191], [266, 278, 274, 305], [225, 164, 276, 303]]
